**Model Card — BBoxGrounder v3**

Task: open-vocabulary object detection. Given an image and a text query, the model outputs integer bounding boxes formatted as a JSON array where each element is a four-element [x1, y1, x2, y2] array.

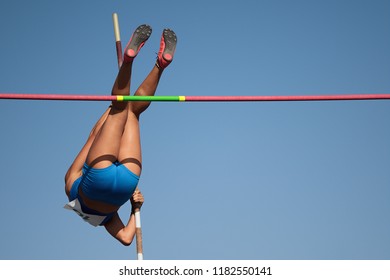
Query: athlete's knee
[[127, 103, 143, 119], [111, 101, 128, 112]]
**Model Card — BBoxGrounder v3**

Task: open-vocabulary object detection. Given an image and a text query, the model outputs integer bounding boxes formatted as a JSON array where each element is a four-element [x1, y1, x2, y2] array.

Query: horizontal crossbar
[[1, 93, 390, 102]]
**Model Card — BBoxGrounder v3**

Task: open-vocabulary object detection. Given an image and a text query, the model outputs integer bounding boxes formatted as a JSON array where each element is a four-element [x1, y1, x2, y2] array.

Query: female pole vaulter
[[64, 23, 177, 246]]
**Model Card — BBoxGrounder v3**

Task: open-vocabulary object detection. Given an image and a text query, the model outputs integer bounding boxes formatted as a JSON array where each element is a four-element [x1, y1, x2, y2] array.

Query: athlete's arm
[[104, 190, 144, 246]]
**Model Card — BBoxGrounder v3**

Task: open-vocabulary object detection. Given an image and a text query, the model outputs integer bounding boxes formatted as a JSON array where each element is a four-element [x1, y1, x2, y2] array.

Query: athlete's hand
[[131, 189, 144, 210]]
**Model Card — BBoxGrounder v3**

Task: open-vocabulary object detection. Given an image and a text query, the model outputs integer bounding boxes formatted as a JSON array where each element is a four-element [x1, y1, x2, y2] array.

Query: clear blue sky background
[[0, 0, 389, 260]]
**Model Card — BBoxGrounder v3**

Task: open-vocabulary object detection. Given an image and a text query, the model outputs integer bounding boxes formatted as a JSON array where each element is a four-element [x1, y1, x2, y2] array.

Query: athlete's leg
[[118, 29, 177, 175], [85, 25, 152, 169], [65, 107, 111, 195], [130, 28, 177, 116], [117, 64, 165, 176], [117, 108, 143, 176], [130, 65, 163, 117]]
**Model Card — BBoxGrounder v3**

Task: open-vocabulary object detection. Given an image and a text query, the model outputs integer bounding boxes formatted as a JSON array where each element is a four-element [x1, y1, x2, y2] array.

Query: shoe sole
[[126, 24, 152, 58], [162, 29, 177, 61]]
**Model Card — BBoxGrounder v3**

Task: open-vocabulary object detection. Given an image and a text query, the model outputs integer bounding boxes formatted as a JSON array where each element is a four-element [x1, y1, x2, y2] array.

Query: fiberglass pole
[[112, 12, 144, 260]]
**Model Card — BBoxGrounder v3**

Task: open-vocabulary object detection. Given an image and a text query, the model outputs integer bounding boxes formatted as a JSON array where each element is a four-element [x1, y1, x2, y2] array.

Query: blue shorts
[[69, 161, 140, 224]]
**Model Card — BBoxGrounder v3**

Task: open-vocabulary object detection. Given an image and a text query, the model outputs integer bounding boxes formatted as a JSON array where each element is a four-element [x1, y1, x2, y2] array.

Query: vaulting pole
[[134, 207, 143, 260], [112, 13, 123, 69], [112, 12, 144, 261]]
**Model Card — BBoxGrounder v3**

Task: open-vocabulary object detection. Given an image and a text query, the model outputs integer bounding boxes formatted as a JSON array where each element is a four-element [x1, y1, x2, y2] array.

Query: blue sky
[[0, 0, 389, 260]]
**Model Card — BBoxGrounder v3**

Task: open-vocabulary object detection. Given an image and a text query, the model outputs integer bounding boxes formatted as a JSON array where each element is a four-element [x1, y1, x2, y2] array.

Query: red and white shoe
[[123, 24, 152, 63], [156, 29, 177, 69]]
